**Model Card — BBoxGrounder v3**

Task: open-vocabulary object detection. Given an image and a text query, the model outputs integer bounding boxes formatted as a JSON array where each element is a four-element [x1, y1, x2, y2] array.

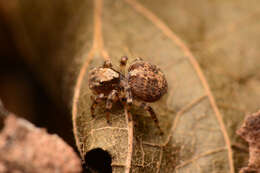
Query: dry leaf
[[1, 0, 260, 172], [71, 0, 234, 172], [139, 0, 260, 171]]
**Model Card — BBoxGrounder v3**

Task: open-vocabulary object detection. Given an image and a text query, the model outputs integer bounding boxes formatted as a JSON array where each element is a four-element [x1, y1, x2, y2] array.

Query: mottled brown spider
[[89, 56, 168, 134]]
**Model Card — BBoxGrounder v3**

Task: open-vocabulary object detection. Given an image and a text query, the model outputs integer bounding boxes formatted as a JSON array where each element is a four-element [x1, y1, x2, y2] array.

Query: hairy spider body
[[89, 68, 121, 95], [128, 60, 167, 102], [88, 57, 167, 134]]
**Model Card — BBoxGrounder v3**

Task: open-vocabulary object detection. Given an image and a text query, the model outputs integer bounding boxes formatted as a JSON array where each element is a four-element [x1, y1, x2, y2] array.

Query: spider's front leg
[[139, 102, 164, 135], [120, 56, 128, 74], [91, 93, 105, 118], [105, 90, 119, 124]]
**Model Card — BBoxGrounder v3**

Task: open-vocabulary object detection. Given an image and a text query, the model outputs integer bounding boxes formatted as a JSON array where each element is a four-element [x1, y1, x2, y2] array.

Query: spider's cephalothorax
[[89, 67, 120, 95], [89, 57, 168, 134]]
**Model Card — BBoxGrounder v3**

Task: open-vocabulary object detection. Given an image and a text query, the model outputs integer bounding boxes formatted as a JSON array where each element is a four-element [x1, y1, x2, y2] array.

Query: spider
[[88, 56, 168, 134]]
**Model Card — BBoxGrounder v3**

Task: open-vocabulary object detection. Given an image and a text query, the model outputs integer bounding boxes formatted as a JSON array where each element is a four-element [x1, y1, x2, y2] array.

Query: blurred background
[[0, 22, 74, 147]]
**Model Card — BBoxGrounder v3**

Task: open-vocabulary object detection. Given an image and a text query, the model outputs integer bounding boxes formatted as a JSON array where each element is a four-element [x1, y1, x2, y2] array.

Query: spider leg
[[90, 93, 105, 118], [121, 80, 133, 122], [120, 56, 128, 75], [125, 85, 133, 106], [105, 90, 118, 124], [140, 102, 164, 135], [121, 97, 133, 122], [125, 105, 133, 122]]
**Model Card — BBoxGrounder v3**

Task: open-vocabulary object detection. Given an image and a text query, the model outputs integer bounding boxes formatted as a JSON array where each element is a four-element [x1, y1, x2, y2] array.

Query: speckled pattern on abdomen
[[128, 60, 168, 102]]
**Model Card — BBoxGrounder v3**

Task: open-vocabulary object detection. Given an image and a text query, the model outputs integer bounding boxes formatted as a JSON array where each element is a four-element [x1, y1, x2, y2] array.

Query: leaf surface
[[72, 0, 234, 172], [136, 0, 260, 171]]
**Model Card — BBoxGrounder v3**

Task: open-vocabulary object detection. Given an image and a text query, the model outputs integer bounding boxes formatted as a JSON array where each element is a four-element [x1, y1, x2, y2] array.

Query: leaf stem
[[124, 106, 133, 173]]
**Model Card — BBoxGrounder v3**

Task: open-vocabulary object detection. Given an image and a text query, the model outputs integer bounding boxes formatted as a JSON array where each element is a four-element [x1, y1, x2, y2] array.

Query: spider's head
[[89, 67, 120, 95]]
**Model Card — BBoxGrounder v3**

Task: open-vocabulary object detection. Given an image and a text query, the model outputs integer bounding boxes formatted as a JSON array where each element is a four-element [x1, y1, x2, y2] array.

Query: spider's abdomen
[[128, 60, 168, 102], [89, 67, 120, 95]]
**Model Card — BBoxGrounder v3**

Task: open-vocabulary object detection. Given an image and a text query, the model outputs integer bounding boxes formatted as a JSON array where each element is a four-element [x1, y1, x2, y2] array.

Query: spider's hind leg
[[140, 102, 164, 135], [122, 78, 133, 122], [123, 87, 133, 122], [105, 90, 119, 124]]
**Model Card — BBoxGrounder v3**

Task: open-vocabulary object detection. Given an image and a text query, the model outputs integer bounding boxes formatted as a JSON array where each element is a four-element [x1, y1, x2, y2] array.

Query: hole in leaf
[[84, 148, 112, 173]]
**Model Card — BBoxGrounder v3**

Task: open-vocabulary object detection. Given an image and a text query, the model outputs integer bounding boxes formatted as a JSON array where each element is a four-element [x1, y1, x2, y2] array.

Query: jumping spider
[[89, 56, 168, 134]]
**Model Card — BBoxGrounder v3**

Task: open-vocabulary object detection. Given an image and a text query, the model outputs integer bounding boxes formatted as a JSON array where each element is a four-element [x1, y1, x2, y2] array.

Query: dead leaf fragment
[[237, 110, 260, 173], [0, 115, 82, 173]]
